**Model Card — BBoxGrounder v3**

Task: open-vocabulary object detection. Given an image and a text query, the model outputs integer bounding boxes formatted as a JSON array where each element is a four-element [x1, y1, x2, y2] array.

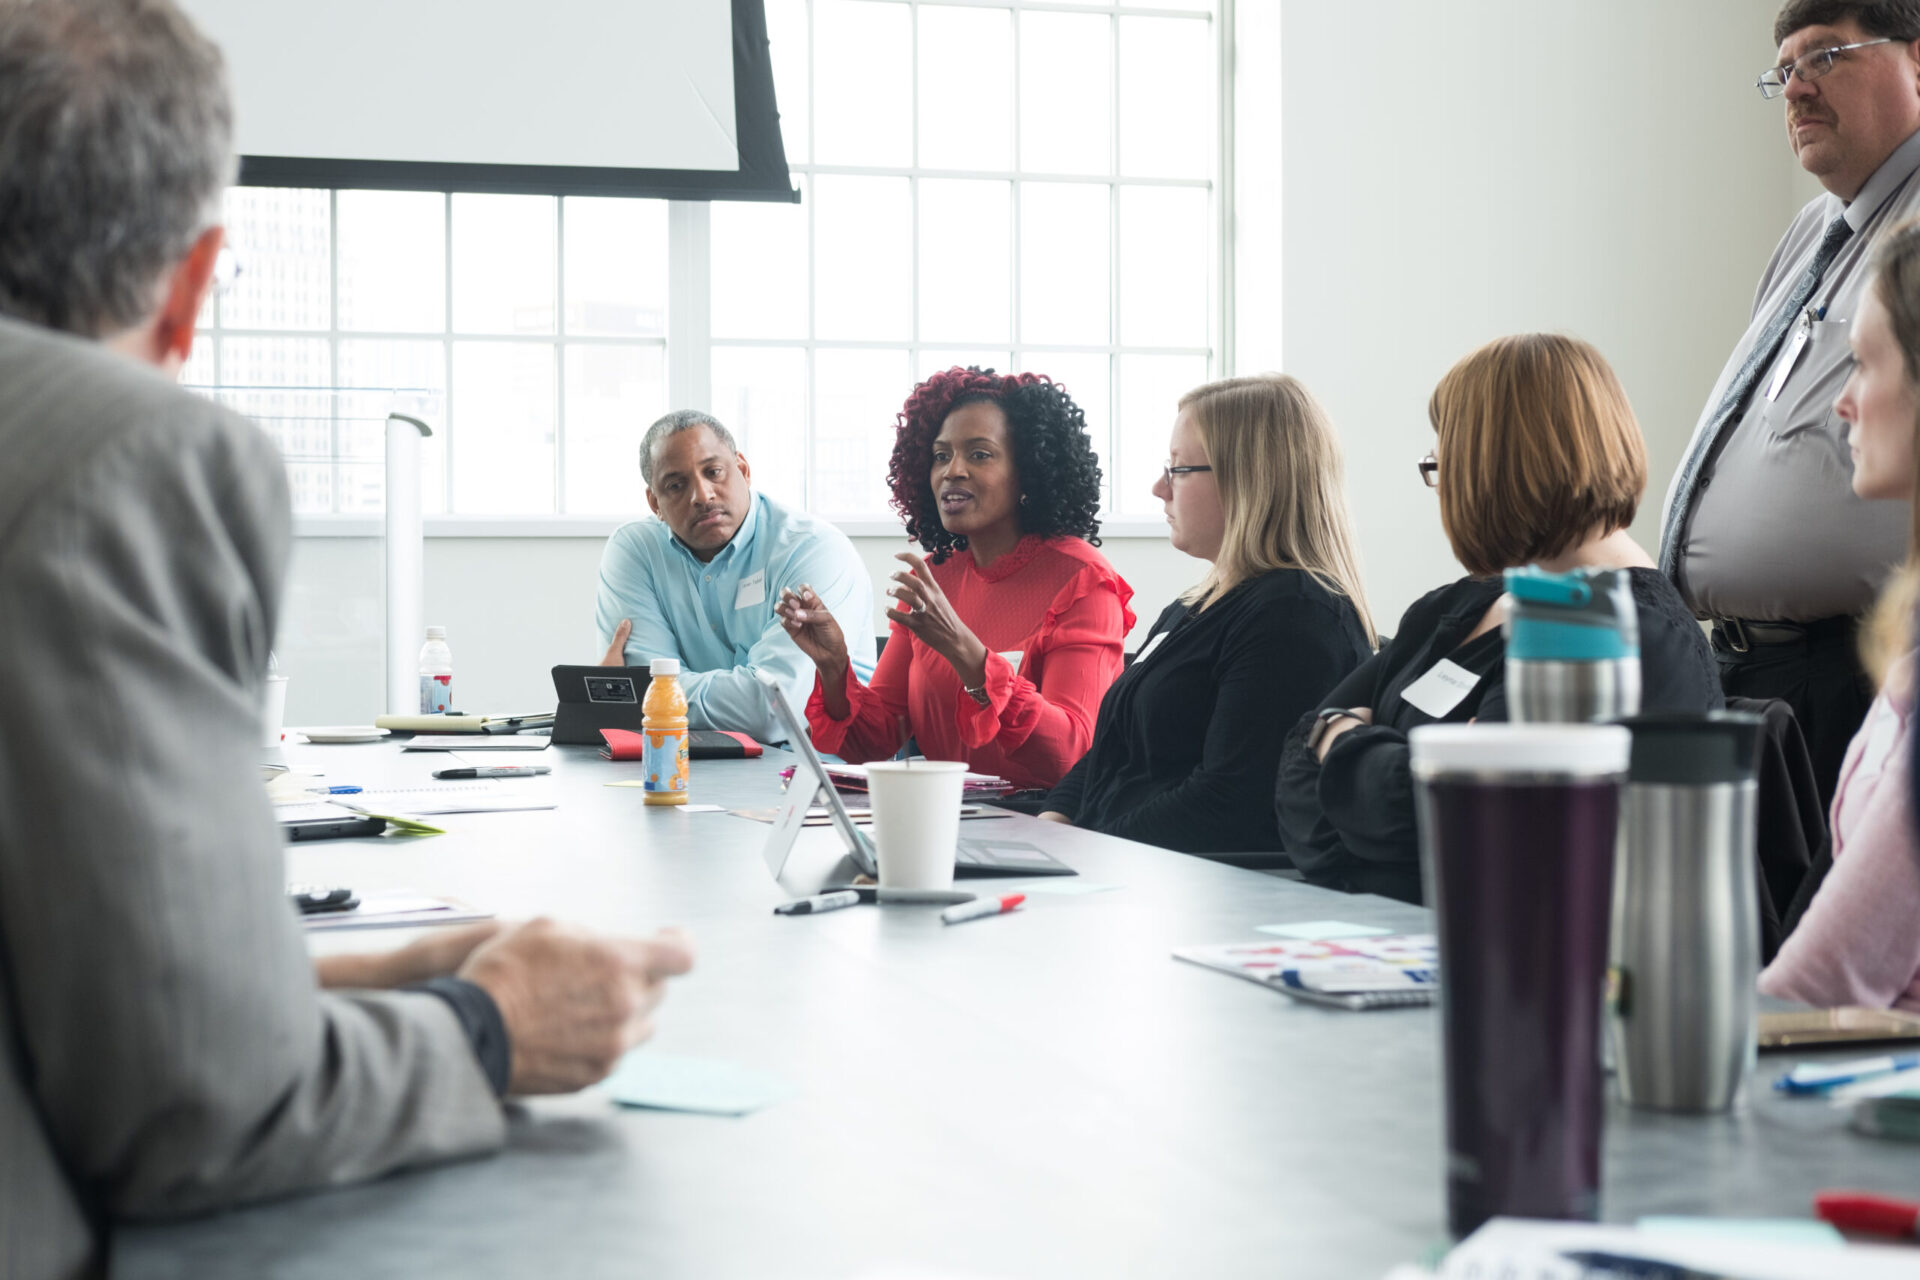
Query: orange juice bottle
[[642, 657, 690, 806]]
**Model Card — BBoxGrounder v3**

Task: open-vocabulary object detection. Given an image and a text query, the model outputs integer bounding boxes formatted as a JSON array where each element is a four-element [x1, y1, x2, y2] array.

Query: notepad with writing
[[1172, 935, 1438, 1010]]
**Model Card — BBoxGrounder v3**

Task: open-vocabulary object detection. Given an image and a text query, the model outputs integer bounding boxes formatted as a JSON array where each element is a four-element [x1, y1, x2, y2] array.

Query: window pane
[[220, 337, 333, 513], [919, 7, 1011, 171], [920, 180, 1010, 344], [220, 188, 330, 330], [182, 336, 216, 388], [815, 175, 910, 341], [338, 191, 444, 332], [564, 197, 668, 337], [1018, 352, 1110, 511], [1119, 16, 1213, 179], [814, 348, 909, 515], [339, 339, 449, 515], [451, 342, 555, 514], [1020, 12, 1111, 175], [713, 346, 809, 512], [916, 349, 1010, 381], [712, 193, 809, 339], [765, 0, 810, 165], [815, 0, 910, 167], [1116, 353, 1208, 516], [1119, 185, 1209, 348], [564, 345, 665, 514], [1020, 183, 1109, 345], [453, 194, 555, 335]]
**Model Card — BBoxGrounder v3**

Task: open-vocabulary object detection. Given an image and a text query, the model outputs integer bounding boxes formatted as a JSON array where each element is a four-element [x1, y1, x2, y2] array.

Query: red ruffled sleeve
[[953, 559, 1135, 786], [805, 619, 913, 762]]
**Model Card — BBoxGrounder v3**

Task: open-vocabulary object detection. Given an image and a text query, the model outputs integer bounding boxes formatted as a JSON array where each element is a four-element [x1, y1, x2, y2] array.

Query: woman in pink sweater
[[1760, 219, 1920, 1013]]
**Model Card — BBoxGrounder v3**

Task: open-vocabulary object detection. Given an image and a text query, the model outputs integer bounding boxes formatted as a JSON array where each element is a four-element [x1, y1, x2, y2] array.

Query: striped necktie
[[1658, 213, 1855, 583]]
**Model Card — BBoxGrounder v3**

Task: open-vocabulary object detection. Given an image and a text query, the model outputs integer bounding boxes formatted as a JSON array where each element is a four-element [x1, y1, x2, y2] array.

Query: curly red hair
[[886, 366, 1105, 562]]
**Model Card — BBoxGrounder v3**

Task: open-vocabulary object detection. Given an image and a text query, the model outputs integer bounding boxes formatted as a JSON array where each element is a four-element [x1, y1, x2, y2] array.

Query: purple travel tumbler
[[1410, 723, 1630, 1239]]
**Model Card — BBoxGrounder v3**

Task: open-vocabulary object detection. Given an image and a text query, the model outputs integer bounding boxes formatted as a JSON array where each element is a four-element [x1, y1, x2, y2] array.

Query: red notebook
[[599, 728, 763, 761]]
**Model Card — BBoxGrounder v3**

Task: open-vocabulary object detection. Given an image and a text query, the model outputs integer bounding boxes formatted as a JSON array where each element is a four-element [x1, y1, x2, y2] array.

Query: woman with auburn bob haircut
[[1762, 216, 1920, 1013], [775, 367, 1133, 791], [1039, 374, 1376, 853], [1275, 334, 1722, 904]]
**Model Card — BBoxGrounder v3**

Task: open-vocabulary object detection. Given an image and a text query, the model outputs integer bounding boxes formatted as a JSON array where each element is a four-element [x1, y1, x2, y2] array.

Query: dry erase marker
[[1815, 1191, 1920, 1240], [432, 765, 552, 780], [941, 893, 1024, 925], [773, 890, 861, 916]]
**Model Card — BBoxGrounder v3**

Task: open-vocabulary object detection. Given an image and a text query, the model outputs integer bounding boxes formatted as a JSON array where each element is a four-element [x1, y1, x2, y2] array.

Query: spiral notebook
[[1172, 935, 1438, 1010]]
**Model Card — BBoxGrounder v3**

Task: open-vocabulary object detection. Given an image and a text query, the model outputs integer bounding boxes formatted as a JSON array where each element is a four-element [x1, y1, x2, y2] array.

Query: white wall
[[1274, 0, 1801, 628], [279, 0, 1810, 724]]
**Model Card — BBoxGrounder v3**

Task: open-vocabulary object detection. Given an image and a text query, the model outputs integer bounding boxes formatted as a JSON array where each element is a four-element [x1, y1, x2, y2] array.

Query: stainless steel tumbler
[[1504, 566, 1641, 724], [1607, 713, 1764, 1112]]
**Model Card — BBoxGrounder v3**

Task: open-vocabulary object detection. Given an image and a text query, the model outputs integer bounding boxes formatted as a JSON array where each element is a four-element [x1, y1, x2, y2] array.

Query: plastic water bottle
[[418, 626, 454, 714], [642, 657, 689, 806]]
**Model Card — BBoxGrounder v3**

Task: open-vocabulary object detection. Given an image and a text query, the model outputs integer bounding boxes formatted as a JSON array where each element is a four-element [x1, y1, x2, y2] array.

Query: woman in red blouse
[[774, 367, 1134, 790]]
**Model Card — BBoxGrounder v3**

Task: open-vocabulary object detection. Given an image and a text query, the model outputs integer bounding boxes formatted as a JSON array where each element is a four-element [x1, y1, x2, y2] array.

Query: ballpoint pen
[[1776, 1052, 1920, 1094]]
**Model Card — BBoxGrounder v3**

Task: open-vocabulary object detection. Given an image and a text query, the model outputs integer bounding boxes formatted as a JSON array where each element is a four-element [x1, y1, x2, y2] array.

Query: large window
[[191, 0, 1219, 525]]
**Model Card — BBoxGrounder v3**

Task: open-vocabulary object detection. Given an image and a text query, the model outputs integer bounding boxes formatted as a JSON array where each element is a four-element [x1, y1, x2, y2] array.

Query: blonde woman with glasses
[[1038, 374, 1375, 853]]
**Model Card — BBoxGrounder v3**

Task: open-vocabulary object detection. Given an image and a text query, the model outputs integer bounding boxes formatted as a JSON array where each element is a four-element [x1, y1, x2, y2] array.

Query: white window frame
[[264, 0, 1236, 540]]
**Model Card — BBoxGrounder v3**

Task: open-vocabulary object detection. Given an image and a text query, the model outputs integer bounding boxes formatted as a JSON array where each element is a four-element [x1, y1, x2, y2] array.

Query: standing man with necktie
[[1661, 0, 1920, 806]]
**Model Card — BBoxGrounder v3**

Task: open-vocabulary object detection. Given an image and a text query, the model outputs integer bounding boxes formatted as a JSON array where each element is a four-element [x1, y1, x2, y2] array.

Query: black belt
[[1710, 615, 1856, 655]]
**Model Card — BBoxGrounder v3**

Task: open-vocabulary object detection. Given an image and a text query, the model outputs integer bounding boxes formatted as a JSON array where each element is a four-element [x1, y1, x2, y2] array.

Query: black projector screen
[[178, 0, 796, 202]]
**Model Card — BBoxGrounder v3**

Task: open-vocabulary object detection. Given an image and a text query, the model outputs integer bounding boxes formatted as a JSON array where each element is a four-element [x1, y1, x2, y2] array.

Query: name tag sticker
[[1400, 658, 1482, 718], [734, 570, 767, 610], [1132, 632, 1171, 665]]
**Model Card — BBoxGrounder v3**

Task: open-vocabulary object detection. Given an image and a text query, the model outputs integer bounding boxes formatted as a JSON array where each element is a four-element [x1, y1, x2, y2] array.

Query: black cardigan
[[1046, 569, 1373, 853], [1273, 569, 1723, 903]]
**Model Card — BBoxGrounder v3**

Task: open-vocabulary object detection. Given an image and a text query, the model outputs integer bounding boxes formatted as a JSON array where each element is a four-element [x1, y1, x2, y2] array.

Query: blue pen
[[1776, 1052, 1920, 1094]]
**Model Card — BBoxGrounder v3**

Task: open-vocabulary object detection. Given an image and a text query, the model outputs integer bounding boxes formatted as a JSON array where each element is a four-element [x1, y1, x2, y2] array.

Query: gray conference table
[[115, 742, 1909, 1279]]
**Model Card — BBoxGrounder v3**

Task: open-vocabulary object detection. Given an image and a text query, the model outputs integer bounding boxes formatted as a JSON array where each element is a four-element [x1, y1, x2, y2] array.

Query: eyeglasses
[[1417, 452, 1438, 488], [1757, 37, 1893, 98], [1161, 461, 1213, 485]]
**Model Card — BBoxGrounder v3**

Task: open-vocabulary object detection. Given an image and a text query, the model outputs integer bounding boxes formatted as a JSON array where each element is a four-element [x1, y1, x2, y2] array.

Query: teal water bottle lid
[[1503, 566, 1640, 661]]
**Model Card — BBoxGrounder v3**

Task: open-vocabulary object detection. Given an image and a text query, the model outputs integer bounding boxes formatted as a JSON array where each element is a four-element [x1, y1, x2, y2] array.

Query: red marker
[[1815, 1190, 1920, 1239], [941, 893, 1024, 925]]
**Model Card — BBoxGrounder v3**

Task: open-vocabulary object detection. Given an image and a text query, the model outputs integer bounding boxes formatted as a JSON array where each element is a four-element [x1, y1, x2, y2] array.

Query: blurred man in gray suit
[[0, 3, 694, 1276]]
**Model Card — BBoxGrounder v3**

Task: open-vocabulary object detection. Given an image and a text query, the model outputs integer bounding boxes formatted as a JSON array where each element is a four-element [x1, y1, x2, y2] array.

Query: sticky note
[[604, 1051, 795, 1117], [1256, 920, 1394, 940], [1635, 1217, 1844, 1248], [1017, 880, 1123, 896]]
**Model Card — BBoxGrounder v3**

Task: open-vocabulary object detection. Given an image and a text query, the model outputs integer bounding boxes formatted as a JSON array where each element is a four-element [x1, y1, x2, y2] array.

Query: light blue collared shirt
[[594, 492, 875, 743]]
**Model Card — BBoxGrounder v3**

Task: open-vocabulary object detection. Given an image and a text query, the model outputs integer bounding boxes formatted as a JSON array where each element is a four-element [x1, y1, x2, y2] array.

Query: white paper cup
[[865, 760, 966, 891], [261, 675, 290, 749]]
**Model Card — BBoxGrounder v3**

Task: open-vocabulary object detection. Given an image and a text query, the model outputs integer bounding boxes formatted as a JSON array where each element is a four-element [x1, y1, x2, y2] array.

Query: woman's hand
[[886, 552, 989, 688], [1314, 706, 1373, 763], [775, 584, 851, 677]]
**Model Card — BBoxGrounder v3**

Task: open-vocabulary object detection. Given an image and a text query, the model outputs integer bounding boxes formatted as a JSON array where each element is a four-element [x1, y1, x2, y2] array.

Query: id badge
[[1765, 307, 1819, 402]]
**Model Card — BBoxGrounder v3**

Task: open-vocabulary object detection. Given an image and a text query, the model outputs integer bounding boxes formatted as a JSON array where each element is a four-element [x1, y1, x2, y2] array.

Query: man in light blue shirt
[[596, 410, 874, 743]]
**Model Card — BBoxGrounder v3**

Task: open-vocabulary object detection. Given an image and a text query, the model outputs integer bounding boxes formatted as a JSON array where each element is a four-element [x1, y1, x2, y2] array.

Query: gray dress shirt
[[1663, 128, 1920, 622], [0, 317, 504, 1280]]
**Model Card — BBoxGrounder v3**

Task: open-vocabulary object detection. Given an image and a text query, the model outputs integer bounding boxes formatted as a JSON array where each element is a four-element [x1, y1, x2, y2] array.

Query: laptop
[[753, 671, 1074, 893], [550, 664, 764, 755]]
